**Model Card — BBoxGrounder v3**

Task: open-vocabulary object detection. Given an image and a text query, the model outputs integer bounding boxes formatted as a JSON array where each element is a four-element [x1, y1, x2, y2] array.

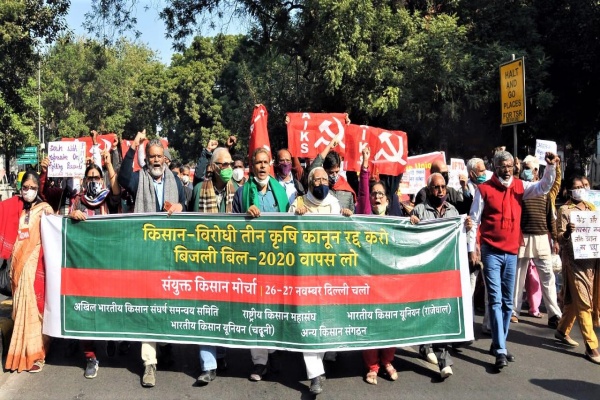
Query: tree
[[0, 0, 69, 163]]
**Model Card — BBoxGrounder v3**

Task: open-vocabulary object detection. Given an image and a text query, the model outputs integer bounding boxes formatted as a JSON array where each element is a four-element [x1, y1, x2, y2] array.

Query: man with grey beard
[[117, 130, 186, 387]]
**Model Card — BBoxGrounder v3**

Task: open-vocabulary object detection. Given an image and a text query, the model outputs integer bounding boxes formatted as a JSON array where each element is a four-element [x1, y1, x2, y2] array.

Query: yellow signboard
[[500, 58, 526, 126]]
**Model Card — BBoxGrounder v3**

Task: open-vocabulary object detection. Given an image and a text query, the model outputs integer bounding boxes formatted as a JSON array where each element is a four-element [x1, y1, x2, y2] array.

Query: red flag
[[398, 151, 446, 197], [248, 104, 271, 165], [286, 112, 349, 159], [345, 125, 408, 176]]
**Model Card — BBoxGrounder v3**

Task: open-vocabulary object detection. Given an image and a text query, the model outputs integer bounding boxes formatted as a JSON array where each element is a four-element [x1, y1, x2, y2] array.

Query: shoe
[[585, 350, 600, 365], [555, 330, 579, 347], [481, 326, 492, 336], [323, 351, 337, 362], [495, 354, 508, 370], [142, 364, 156, 387], [529, 311, 543, 318], [548, 315, 560, 329], [29, 360, 44, 373], [489, 346, 515, 362], [216, 357, 228, 372], [510, 315, 519, 323], [384, 363, 398, 381], [106, 341, 116, 357], [420, 344, 438, 365], [118, 341, 131, 355], [197, 369, 216, 384], [84, 357, 99, 379], [440, 366, 453, 379], [249, 364, 267, 381], [365, 370, 378, 385], [309, 375, 324, 394]]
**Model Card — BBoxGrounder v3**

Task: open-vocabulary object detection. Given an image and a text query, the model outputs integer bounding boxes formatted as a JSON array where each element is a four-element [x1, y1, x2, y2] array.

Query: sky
[[66, 0, 245, 64]]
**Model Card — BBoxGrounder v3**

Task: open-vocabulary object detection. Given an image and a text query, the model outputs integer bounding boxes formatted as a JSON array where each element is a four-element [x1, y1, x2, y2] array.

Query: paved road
[[0, 310, 599, 400]]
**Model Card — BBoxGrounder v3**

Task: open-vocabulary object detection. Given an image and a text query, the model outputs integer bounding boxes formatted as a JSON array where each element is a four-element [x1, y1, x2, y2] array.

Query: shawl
[[332, 176, 356, 203], [0, 196, 23, 259], [81, 187, 110, 208], [71, 193, 109, 216], [242, 177, 289, 213], [135, 167, 179, 213], [193, 179, 236, 213]]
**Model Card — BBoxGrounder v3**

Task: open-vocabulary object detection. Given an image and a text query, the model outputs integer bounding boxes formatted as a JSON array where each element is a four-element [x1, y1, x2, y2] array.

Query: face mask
[[86, 181, 104, 197], [254, 176, 270, 187], [570, 188, 588, 202], [498, 176, 512, 187], [181, 175, 190, 184], [219, 167, 233, 183], [429, 194, 447, 208], [440, 172, 449, 184], [475, 174, 487, 184], [373, 204, 387, 215], [232, 168, 244, 182], [520, 169, 534, 182], [21, 189, 37, 203], [328, 174, 339, 185], [276, 163, 292, 177], [312, 185, 329, 200]]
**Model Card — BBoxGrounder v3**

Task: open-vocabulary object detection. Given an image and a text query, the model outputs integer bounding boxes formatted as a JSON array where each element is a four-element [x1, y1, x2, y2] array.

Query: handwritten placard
[[570, 211, 600, 259], [535, 139, 557, 166], [47, 141, 86, 177], [448, 158, 466, 190], [400, 168, 426, 195]]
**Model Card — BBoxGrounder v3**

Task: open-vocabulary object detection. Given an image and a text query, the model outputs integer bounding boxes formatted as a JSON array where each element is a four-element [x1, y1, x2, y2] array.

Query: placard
[[47, 141, 86, 177], [535, 139, 557, 166], [570, 211, 600, 259]]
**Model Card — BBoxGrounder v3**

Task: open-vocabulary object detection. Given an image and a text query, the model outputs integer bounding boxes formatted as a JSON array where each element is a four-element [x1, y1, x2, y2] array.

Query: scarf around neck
[[135, 167, 179, 213], [242, 176, 289, 213], [489, 174, 516, 231]]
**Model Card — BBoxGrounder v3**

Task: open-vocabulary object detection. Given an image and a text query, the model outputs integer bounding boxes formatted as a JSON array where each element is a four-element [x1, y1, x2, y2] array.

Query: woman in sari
[[0, 170, 53, 372], [555, 175, 600, 364]]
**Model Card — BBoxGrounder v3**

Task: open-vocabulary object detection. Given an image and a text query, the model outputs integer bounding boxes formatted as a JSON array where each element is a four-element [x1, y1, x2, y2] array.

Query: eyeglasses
[[21, 185, 38, 191], [370, 191, 385, 198], [86, 176, 102, 182], [429, 185, 447, 191], [312, 177, 329, 184], [214, 162, 233, 168]]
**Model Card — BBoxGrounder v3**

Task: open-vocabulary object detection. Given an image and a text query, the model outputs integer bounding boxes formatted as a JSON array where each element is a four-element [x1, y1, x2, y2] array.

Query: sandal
[[365, 370, 378, 385], [384, 363, 398, 381], [529, 311, 543, 318], [30, 360, 45, 373]]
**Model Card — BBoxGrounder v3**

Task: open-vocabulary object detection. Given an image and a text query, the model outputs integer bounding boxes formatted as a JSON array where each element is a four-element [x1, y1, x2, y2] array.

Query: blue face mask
[[475, 174, 486, 184], [520, 169, 534, 182], [312, 185, 329, 200]]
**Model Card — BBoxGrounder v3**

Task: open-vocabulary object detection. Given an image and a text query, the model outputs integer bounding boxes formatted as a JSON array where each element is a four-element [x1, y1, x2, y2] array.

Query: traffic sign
[[500, 57, 526, 126], [17, 146, 38, 165]]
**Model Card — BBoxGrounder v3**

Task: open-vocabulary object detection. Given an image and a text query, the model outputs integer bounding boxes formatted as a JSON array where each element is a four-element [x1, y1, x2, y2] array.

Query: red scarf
[[489, 174, 516, 231], [333, 176, 357, 203], [0, 196, 23, 259]]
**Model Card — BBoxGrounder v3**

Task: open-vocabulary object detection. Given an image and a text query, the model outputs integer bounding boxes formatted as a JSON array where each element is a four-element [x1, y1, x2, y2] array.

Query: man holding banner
[[233, 147, 289, 381], [117, 130, 186, 387], [467, 150, 557, 371]]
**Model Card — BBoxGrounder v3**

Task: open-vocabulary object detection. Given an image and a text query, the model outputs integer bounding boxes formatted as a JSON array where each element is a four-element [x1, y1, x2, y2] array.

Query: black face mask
[[312, 185, 329, 200], [440, 172, 449, 184], [429, 195, 447, 208]]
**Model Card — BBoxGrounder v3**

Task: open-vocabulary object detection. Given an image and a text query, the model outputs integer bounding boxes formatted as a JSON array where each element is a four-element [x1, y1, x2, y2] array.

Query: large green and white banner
[[42, 213, 473, 351]]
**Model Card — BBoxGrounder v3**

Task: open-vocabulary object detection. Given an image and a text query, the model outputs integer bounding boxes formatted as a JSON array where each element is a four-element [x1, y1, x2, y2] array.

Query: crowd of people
[[0, 130, 598, 396]]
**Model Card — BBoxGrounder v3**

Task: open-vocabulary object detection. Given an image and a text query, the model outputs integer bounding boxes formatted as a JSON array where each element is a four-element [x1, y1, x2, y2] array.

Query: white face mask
[[232, 168, 244, 182], [498, 176, 513, 187], [254, 176, 270, 187], [21, 189, 37, 203], [373, 204, 387, 215], [571, 188, 588, 202], [181, 175, 190, 184]]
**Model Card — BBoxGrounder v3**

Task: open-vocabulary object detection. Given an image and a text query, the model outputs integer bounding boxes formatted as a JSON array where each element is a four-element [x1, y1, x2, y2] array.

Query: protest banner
[[399, 152, 446, 196], [344, 125, 408, 176], [287, 113, 349, 159], [61, 134, 117, 162], [47, 141, 86, 178], [42, 213, 472, 350], [534, 139, 557, 166], [569, 211, 600, 259]]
